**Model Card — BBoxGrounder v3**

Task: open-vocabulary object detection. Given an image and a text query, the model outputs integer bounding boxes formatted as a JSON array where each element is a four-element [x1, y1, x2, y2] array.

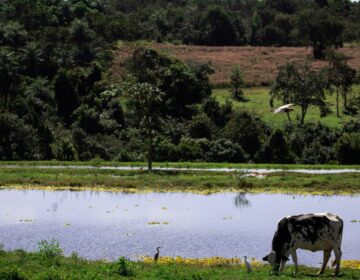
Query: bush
[[335, 133, 360, 164], [36, 240, 62, 264], [0, 267, 24, 280], [223, 111, 269, 157], [256, 129, 294, 163], [0, 112, 40, 160], [34, 270, 63, 280], [235, 172, 254, 189], [154, 136, 178, 162], [203, 97, 232, 127], [301, 141, 334, 164], [206, 139, 246, 162], [176, 137, 202, 161], [187, 114, 215, 139], [113, 257, 134, 277]]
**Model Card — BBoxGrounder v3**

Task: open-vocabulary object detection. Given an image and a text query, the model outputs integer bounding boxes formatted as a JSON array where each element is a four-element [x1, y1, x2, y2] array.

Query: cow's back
[[288, 212, 343, 251]]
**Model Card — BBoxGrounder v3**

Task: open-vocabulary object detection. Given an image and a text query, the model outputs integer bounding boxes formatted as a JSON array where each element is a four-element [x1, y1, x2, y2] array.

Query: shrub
[[203, 97, 232, 127], [256, 129, 294, 163], [223, 111, 269, 157], [36, 240, 62, 264], [0, 112, 40, 160], [301, 141, 334, 164], [154, 136, 178, 162], [113, 257, 134, 277], [335, 133, 360, 164], [235, 172, 254, 189], [35, 270, 63, 280], [0, 267, 23, 280], [206, 139, 246, 162], [187, 114, 215, 139], [176, 137, 202, 161]]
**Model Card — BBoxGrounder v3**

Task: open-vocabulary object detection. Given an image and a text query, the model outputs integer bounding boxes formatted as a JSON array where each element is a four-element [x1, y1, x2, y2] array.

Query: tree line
[[108, 0, 358, 58]]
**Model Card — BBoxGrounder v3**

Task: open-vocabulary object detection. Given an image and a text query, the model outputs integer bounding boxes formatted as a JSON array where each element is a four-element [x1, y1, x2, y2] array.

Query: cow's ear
[[281, 255, 289, 261], [263, 255, 269, 261]]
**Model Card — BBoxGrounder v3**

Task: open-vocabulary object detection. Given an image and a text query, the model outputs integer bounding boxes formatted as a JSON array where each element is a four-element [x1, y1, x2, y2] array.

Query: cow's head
[[263, 251, 289, 272]]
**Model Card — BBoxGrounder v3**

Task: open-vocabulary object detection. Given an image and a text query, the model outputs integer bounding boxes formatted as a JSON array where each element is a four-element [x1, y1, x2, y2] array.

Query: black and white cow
[[263, 213, 343, 275]]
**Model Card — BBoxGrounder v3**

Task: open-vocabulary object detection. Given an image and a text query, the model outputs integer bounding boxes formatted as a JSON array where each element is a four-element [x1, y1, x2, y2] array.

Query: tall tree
[[270, 63, 297, 122], [0, 47, 20, 107], [230, 66, 245, 101], [271, 62, 328, 124], [122, 80, 164, 170], [298, 9, 344, 59], [54, 69, 80, 126], [201, 6, 237, 45], [326, 50, 357, 116]]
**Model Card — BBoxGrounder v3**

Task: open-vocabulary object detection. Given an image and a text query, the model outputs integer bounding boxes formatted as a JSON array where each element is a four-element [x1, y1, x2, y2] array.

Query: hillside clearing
[[113, 43, 360, 87]]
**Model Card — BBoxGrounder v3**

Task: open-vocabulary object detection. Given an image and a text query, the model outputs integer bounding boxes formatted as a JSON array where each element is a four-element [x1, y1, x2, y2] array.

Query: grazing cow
[[263, 213, 343, 275]]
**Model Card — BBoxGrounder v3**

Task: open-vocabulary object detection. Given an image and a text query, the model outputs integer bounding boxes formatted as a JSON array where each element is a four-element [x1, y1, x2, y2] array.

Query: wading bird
[[273, 103, 295, 114], [154, 247, 161, 262], [244, 256, 252, 273]]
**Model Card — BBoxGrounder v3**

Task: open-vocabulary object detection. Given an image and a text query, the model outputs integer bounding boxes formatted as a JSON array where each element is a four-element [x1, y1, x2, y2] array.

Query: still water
[[0, 189, 359, 266]]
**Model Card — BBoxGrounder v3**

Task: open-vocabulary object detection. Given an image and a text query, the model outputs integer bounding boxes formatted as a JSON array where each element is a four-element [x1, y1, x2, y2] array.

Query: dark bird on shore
[[244, 256, 252, 273], [154, 247, 161, 262]]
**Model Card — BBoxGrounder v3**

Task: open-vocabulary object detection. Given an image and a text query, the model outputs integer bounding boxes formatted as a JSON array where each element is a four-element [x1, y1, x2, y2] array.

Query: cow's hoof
[[332, 272, 340, 277], [317, 271, 325, 275]]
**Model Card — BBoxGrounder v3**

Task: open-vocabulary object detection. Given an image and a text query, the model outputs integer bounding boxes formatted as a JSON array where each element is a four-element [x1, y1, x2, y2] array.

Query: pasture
[[212, 87, 359, 128]]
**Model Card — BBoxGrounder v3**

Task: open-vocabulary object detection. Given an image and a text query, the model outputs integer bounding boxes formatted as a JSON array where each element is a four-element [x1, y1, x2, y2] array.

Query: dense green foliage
[[0, 0, 360, 164], [80, 0, 360, 47]]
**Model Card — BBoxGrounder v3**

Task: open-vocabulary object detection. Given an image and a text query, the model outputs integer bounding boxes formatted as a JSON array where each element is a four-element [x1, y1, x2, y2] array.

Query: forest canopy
[[0, 0, 360, 164]]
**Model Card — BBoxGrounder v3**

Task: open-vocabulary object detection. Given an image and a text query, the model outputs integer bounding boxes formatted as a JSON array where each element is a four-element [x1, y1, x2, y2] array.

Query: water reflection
[[234, 193, 251, 209]]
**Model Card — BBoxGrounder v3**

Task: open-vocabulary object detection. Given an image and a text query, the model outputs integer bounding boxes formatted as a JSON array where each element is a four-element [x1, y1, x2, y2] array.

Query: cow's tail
[[331, 259, 337, 267]]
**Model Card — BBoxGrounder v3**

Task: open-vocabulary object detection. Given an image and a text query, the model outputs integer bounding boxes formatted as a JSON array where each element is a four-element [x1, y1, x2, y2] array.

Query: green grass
[[1, 165, 360, 195], [213, 87, 359, 128], [1, 250, 360, 280]]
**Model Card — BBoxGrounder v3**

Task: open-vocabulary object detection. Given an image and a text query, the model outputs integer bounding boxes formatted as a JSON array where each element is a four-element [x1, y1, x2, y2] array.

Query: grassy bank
[[1, 249, 360, 280], [1, 161, 360, 169], [1, 164, 360, 195]]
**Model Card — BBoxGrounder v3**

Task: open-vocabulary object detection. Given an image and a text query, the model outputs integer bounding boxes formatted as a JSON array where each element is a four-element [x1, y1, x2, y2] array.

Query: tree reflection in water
[[234, 193, 251, 209]]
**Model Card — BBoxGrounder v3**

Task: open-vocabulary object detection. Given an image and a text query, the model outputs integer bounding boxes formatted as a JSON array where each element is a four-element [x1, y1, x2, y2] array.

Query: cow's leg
[[290, 250, 298, 274], [333, 246, 342, 276], [279, 253, 290, 272], [318, 249, 331, 275], [279, 260, 287, 272]]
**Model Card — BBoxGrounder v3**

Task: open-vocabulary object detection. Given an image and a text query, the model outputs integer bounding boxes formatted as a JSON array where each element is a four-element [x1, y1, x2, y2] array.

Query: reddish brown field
[[113, 43, 360, 87]]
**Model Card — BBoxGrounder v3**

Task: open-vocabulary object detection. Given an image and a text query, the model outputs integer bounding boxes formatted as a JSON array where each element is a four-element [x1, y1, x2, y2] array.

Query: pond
[[0, 189, 359, 266]]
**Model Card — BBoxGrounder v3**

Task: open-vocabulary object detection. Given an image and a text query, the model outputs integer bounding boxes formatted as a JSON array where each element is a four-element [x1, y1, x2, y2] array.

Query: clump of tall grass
[[235, 172, 254, 189], [112, 257, 134, 277], [35, 239, 62, 265]]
